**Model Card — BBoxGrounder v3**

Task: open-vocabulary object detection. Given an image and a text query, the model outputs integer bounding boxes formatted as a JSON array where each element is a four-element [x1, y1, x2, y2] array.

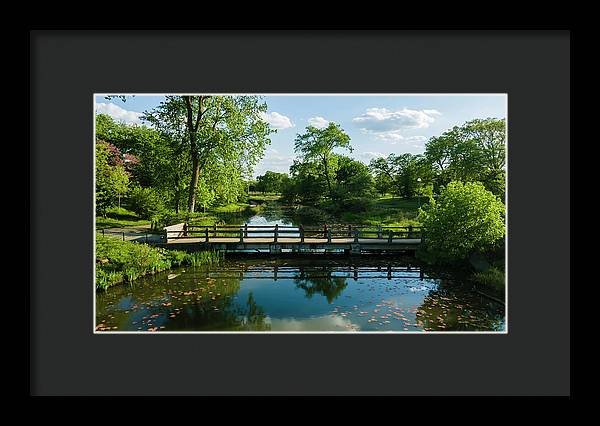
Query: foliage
[[418, 181, 505, 263], [423, 118, 506, 196], [95, 234, 223, 291], [255, 171, 290, 194], [96, 142, 131, 217], [368, 153, 433, 198], [142, 95, 274, 212], [472, 266, 505, 291], [127, 186, 166, 225], [294, 122, 352, 200]]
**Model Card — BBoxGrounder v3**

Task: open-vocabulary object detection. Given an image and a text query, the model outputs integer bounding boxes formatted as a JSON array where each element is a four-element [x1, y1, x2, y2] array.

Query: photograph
[[94, 93, 507, 333]]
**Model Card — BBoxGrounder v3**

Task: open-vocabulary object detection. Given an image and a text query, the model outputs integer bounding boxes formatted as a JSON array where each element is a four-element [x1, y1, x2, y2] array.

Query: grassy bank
[[95, 234, 223, 291], [337, 196, 424, 226], [284, 195, 424, 227], [96, 207, 151, 230]]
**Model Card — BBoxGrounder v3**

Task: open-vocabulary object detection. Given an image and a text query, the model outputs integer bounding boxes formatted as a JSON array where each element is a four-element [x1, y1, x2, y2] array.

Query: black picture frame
[[30, 30, 570, 396]]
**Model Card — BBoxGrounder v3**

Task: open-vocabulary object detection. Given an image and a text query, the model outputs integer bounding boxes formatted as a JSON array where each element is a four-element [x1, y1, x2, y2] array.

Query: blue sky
[[95, 94, 506, 178]]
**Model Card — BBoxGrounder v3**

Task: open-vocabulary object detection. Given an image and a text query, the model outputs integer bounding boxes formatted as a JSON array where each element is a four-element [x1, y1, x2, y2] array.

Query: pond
[[96, 210, 505, 332], [96, 256, 505, 333]]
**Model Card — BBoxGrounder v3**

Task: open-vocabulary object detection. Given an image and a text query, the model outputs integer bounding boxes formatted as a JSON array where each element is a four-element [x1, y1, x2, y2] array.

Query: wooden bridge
[[162, 223, 424, 254]]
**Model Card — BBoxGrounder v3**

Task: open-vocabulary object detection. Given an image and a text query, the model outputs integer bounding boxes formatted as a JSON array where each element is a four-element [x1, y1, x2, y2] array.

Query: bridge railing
[[165, 223, 424, 243]]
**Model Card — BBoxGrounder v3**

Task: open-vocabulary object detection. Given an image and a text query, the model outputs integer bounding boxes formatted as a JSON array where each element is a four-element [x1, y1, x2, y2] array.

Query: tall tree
[[294, 122, 352, 200], [143, 96, 273, 212]]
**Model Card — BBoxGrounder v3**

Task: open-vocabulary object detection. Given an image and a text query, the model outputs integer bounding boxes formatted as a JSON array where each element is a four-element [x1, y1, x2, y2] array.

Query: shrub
[[473, 267, 505, 290], [336, 196, 373, 213], [128, 186, 165, 221], [96, 234, 225, 290], [418, 181, 505, 264]]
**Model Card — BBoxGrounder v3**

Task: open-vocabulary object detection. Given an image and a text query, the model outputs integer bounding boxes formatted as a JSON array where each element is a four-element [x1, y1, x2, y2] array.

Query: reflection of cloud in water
[[406, 282, 438, 292], [268, 315, 359, 331]]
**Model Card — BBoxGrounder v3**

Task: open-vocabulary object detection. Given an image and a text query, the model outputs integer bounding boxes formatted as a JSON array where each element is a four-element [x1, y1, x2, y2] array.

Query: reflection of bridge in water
[[162, 223, 425, 254], [204, 265, 427, 281]]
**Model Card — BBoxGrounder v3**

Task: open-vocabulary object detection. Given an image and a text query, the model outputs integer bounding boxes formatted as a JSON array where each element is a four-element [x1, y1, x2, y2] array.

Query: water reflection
[[96, 256, 505, 332], [294, 268, 348, 303]]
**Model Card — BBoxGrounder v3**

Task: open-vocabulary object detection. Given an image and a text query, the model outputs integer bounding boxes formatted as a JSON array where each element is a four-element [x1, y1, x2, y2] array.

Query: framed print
[[30, 30, 570, 396]]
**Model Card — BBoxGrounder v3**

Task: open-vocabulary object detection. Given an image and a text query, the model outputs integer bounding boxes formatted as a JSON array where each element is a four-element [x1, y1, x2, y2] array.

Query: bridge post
[[183, 223, 188, 237], [388, 230, 393, 243], [323, 224, 328, 239], [348, 224, 352, 237], [213, 224, 217, 238], [408, 225, 413, 238], [205, 227, 209, 242], [122, 232, 125, 241], [327, 229, 332, 243], [239, 227, 244, 243], [274, 224, 278, 242], [300, 225, 305, 243], [244, 223, 248, 238], [387, 265, 392, 280], [353, 266, 358, 280], [377, 225, 382, 239]]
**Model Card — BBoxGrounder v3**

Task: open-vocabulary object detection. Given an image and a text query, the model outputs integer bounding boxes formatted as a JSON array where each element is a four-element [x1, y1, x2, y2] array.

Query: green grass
[[95, 233, 223, 291], [248, 192, 282, 203], [337, 196, 425, 226], [96, 207, 151, 230], [211, 202, 252, 213]]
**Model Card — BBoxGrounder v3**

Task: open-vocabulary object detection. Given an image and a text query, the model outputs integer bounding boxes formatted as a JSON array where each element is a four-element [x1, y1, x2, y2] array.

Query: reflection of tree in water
[[415, 280, 505, 331], [258, 202, 295, 224], [155, 274, 268, 331], [232, 292, 271, 331], [294, 268, 348, 303]]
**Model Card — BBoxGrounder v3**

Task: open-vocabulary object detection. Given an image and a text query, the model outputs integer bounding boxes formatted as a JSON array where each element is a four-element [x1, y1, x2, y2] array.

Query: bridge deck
[[166, 237, 422, 245]]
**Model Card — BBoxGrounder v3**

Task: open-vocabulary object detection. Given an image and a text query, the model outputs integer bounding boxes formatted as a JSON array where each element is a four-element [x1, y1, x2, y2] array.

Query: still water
[[96, 255, 505, 333]]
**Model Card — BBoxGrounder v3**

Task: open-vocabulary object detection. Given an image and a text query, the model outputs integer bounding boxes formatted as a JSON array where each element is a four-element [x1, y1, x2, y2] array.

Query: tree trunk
[[188, 152, 200, 212], [184, 95, 205, 213], [323, 156, 333, 200]]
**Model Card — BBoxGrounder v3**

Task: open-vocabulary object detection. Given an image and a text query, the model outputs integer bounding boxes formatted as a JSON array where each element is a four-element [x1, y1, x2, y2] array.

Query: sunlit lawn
[[96, 207, 151, 229]]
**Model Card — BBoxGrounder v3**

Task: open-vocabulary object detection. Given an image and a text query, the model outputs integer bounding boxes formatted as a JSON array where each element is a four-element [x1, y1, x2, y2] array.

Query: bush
[[473, 267, 505, 290], [95, 233, 223, 290], [335, 196, 373, 213], [128, 186, 165, 221], [418, 181, 505, 264]]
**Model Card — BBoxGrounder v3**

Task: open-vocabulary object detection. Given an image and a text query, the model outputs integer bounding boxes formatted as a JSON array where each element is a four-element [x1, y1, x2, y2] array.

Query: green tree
[[369, 153, 430, 198], [143, 95, 274, 213], [423, 118, 506, 195], [108, 165, 130, 209], [255, 171, 290, 194], [294, 122, 352, 200], [95, 142, 131, 215], [95, 142, 112, 217], [418, 181, 505, 263], [333, 155, 375, 200]]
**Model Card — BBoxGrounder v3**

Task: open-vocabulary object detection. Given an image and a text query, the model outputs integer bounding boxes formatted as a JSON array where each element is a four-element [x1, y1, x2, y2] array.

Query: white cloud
[[260, 111, 294, 129], [96, 102, 144, 125], [352, 151, 387, 163], [307, 116, 330, 129], [371, 131, 427, 145], [352, 107, 440, 132]]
